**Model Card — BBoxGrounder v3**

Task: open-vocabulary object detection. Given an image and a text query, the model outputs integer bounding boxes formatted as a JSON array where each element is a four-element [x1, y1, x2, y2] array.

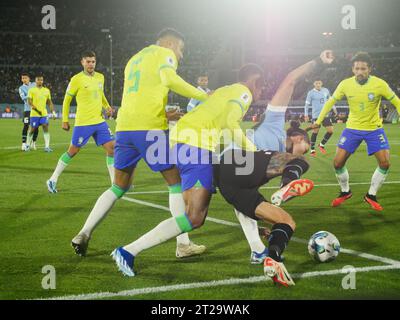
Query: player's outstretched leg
[[47, 151, 74, 193], [364, 150, 390, 211], [319, 131, 333, 154], [72, 183, 128, 256], [268, 155, 313, 206], [112, 187, 210, 276], [254, 202, 295, 287], [310, 131, 318, 157], [332, 166, 352, 207]]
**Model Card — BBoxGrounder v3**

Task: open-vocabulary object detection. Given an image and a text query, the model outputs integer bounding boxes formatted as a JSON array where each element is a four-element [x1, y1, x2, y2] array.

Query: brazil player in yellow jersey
[[111, 64, 264, 277], [313, 52, 400, 211], [47, 51, 115, 194], [72, 29, 209, 257], [25, 75, 56, 152]]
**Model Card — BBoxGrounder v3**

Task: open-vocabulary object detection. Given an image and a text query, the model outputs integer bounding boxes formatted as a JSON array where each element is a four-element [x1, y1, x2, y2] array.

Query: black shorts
[[312, 117, 332, 127], [213, 149, 275, 220], [23, 111, 30, 125]]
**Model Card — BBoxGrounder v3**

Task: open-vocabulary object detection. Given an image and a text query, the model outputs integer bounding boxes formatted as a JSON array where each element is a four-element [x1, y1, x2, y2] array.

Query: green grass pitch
[[0, 119, 400, 300]]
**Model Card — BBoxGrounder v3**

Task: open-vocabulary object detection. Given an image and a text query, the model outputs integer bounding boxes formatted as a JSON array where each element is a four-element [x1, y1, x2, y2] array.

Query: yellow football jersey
[[27, 86, 51, 117], [63, 71, 109, 126], [317, 76, 400, 130], [116, 45, 180, 131], [170, 83, 256, 152]]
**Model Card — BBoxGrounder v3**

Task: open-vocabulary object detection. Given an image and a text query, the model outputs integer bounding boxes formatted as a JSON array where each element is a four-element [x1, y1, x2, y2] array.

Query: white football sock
[[123, 217, 182, 256], [50, 152, 72, 182], [234, 209, 265, 253], [335, 167, 350, 192], [368, 167, 388, 196], [26, 132, 33, 147], [79, 188, 119, 237], [169, 184, 190, 245], [106, 156, 115, 184], [43, 132, 50, 148]]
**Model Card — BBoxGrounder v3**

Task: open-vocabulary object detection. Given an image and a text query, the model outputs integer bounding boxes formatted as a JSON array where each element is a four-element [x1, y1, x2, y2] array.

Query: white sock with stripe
[[368, 167, 388, 196]]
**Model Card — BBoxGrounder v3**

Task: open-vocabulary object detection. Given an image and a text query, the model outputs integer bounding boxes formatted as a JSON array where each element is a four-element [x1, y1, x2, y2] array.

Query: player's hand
[[51, 111, 57, 119], [305, 123, 321, 132], [166, 109, 184, 121], [62, 122, 70, 131], [304, 115, 310, 123], [320, 50, 335, 64]]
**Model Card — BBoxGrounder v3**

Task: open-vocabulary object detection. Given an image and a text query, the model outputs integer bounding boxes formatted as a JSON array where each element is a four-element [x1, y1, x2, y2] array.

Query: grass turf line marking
[[121, 196, 400, 265], [125, 181, 400, 195], [42, 263, 400, 300]]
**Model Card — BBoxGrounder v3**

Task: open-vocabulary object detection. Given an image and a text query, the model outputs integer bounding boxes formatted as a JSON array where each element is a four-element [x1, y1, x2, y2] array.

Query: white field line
[[42, 263, 400, 300], [125, 180, 400, 195], [121, 197, 400, 265]]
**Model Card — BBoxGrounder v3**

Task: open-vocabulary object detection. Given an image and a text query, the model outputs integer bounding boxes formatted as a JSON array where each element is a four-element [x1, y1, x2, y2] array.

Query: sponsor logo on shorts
[[339, 136, 347, 145], [78, 137, 84, 145]]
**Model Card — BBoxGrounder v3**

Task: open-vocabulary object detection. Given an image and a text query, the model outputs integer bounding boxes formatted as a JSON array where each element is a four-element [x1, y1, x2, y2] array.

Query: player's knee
[[186, 208, 207, 229], [379, 160, 390, 170], [333, 159, 344, 170]]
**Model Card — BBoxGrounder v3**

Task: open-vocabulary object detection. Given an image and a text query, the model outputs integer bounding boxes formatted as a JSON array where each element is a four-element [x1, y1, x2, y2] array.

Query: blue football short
[[30, 116, 48, 128], [71, 121, 114, 147], [337, 128, 389, 155], [114, 130, 174, 171], [170, 143, 215, 193]]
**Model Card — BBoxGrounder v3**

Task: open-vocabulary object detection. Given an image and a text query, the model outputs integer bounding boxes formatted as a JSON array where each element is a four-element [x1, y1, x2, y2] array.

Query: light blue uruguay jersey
[[186, 86, 211, 112], [19, 82, 35, 112], [250, 106, 286, 152], [304, 87, 331, 119]]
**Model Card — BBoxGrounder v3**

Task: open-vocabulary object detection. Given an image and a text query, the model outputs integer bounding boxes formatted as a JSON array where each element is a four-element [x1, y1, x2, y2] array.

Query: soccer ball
[[308, 231, 340, 263]]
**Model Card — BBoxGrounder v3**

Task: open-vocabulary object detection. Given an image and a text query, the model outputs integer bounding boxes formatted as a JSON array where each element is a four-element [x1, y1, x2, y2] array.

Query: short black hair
[[313, 78, 323, 82], [238, 63, 264, 83], [351, 51, 372, 67], [157, 28, 185, 42], [21, 72, 30, 77], [81, 51, 96, 59], [35, 74, 44, 79]]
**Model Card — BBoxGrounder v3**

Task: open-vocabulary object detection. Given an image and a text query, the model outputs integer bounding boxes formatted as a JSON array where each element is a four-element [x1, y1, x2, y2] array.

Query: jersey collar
[[83, 70, 96, 77]]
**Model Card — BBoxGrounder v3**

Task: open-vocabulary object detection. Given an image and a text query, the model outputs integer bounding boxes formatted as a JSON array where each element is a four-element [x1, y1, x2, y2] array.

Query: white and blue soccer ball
[[308, 231, 340, 263]]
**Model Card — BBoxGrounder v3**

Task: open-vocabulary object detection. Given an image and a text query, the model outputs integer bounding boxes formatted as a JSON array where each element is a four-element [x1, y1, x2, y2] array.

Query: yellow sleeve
[[62, 78, 78, 122], [316, 81, 345, 125], [102, 91, 111, 110], [160, 67, 208, 101], [381, 81, 400, 113], [226, 100, 257, 152]]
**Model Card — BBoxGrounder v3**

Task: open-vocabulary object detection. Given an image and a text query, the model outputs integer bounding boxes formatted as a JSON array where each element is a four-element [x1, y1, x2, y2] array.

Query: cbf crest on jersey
[[166, 56, 175, 67], [240, 93, 250, 104], [368, 93, 375, 101]]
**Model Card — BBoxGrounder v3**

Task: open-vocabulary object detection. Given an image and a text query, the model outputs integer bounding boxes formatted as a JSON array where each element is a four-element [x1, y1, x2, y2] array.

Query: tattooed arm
[[266, 152, 307, 180]]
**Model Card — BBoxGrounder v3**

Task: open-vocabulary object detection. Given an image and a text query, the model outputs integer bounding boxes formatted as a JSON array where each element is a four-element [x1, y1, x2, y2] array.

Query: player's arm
[[27, 91, 42, 116], [304, 91, 312, 121], [315, 83, 345, 127], [19, 87, 27, 103], [62, 79, 78, 130], [269, 50, 334, 107], [101, 91, 114, 117], [160, 67, 208, 101], [226, 100, 257, 152], [381, 81, 400, 113]]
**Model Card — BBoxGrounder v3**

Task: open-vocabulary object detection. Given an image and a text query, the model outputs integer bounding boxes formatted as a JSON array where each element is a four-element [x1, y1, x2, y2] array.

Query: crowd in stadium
[[1, 2, 400, 111]]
